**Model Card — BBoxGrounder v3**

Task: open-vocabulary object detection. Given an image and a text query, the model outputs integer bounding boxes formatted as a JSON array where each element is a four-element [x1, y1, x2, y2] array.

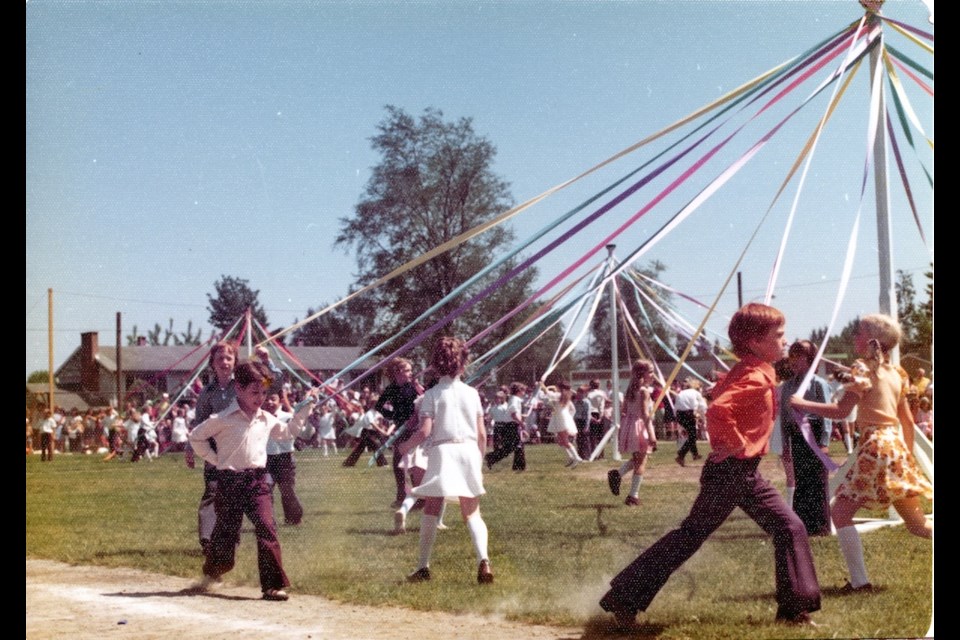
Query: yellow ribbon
[[884, 20, 933, 55], [765, 59, 862, 215], [882, 49, 928, 135]]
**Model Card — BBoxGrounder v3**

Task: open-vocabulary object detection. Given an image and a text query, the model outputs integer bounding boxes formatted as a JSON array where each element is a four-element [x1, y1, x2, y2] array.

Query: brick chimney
[[80, 332, 99, 393]]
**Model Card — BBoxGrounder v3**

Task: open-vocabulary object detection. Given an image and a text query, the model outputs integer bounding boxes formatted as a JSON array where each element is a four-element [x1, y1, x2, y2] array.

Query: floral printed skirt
[[835, 424, 932, 509]]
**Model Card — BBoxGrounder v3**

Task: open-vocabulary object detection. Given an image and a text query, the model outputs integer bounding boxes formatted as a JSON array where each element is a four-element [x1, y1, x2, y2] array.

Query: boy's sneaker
[[190, 574, 222, 593], [407, 567, 431, 583]]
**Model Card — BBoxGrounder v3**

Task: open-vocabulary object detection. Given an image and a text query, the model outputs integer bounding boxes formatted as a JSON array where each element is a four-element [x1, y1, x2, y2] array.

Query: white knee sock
[[322, 443, 329, 456], [618, 460, 634, 476], [565, 443, 582, 461], [466, 513, 489, 563], [399, 495, 417, 516], [628, 474, 643, 499], [844, 433, 854, 454], [332, 442, 338, 454], [417, 515, 438, 570], [837, 525, 870, 587], [785, 486, 795, 508], [437, 501, 447, 528]]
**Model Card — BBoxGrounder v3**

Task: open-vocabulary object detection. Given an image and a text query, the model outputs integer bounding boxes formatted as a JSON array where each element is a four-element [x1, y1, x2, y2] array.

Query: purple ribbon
[[879, 15, 934, 41], [792, 408, 840, 473]]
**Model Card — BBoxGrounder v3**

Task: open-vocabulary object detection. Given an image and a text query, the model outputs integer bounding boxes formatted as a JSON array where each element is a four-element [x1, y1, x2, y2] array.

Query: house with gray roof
[[54, 332, 378, 407]]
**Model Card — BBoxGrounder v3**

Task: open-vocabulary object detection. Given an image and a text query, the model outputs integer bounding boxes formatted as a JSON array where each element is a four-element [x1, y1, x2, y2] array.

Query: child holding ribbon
[[790, 314, 931, 592]]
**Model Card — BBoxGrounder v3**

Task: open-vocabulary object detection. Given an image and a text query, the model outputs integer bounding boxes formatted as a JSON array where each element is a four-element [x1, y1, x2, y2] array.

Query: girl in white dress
[[315, 402, 338, 456], [400, 337, 493, 584], [541, 381, 583, 468]]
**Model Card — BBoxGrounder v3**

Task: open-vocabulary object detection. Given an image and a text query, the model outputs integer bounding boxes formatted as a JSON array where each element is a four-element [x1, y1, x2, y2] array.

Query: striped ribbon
[[471, 266, 598, 378], [265, 44, 809, 347], [542, 263, 608, 378], [562, 29, 875, 410], [886, 44, 933, 81], [276, 21, 889, 408], [888, 55, 934, 100], [879, 15, 934, 44], [882, 49, 929, 135], [792, 27, 887, 403], [625, 275, 723, 381], [266, 23, 856, 401], [626, 270, 737, 362], [886, 110, 928, 246], [764, 17, 872, 302]]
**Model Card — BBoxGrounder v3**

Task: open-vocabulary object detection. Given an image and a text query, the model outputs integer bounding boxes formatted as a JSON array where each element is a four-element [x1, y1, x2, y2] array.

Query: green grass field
[[26, 444, 932, 639]]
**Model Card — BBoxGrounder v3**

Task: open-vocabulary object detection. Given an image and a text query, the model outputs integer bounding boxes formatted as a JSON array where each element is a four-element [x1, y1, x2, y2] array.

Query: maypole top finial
[[859, 0, 884, 13]]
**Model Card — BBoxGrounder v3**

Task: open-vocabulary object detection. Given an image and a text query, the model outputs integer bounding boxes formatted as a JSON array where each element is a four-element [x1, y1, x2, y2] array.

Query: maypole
[[47, 288, 54, 413], [606, 244, 622, 462], [866, 1, 898, 362], [245, 307, 253, 358], [866, 0, 901, 522]]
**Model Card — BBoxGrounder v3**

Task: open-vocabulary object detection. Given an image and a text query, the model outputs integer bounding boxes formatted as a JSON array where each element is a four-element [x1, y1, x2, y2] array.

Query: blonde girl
[[790, 314, 932, 592]]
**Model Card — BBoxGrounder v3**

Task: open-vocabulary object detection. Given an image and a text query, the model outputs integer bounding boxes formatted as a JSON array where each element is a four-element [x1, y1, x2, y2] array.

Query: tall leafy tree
[[810, 318, 860, 363], [809, 266, 932, 364], [206, 275, 268, 336], [336, 106, 540, 364], [896, 266, 933, 359]]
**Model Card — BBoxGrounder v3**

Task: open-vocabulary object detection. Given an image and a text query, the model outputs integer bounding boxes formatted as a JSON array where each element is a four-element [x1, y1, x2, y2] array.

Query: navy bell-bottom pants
[[600, 456, 820, 618]]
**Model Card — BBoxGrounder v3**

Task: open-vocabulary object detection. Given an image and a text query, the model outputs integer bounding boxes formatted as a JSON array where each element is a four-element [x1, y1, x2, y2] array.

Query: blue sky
[[26, 0, 933, 377]]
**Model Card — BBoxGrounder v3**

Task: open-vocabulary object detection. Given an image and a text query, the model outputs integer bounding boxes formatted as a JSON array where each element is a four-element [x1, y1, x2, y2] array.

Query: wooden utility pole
[[116, 312, 123, 408]]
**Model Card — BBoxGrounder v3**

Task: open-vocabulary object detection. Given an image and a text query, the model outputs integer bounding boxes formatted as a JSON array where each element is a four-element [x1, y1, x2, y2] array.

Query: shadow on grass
[[581, 615, 668, 638], [94, 547, 204, 559], [102, 588, 254, 602], [821, 583, 887, 597], [560, 503, 629, 537], [345, 527, 411, 537], [716, 589, 777, 604]]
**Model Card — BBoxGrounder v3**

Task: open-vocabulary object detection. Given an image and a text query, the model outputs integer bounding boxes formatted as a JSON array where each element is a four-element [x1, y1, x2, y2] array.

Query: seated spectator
[[914, 396, 932, 440]]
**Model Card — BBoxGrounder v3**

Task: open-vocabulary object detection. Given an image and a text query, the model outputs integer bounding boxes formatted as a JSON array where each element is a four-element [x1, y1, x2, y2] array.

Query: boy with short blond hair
[[599, 303, 821, 627]]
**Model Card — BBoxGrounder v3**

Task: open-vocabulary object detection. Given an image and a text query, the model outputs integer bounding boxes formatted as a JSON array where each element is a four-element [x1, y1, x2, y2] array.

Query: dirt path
[[27, 559, 583, 640]]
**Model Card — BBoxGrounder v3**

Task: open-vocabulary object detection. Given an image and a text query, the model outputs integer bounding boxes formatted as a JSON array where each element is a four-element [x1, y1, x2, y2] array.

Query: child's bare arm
[[897, 394, 916, 452], [790, 390, 859, 421]]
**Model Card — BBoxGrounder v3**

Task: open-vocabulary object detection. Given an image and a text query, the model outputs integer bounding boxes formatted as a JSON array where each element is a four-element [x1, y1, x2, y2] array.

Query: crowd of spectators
[[27, 361, 932, 463]]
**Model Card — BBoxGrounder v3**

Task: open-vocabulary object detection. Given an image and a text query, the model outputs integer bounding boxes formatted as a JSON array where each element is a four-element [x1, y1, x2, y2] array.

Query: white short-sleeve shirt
[[419, 376, 483, 443]]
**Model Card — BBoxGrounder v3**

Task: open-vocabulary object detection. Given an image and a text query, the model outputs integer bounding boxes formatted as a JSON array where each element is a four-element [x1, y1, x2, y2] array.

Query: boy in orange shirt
[[599, 303, 821, 627]]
